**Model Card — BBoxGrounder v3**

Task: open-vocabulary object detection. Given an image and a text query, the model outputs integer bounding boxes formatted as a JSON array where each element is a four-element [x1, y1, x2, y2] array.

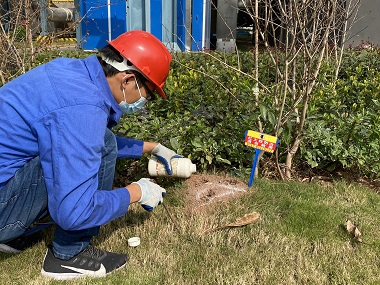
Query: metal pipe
[[46, 7, 74, 22], [40, 0, 49, 35]]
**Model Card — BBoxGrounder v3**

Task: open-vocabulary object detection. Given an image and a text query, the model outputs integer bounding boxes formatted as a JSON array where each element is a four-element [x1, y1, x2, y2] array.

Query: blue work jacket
[[0, 56, 144, 230]]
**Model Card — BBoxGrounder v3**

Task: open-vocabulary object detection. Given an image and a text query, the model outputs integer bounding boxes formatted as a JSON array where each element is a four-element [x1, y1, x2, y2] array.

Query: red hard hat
[[107, 30, 172, 99]]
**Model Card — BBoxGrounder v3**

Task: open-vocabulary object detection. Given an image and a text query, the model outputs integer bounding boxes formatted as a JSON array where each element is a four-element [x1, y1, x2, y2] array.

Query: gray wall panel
[[347, 0, 380, 46]]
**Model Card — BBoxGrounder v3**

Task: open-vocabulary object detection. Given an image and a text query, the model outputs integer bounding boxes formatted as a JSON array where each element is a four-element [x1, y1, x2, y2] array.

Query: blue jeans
[[0, 128, 117, 260]]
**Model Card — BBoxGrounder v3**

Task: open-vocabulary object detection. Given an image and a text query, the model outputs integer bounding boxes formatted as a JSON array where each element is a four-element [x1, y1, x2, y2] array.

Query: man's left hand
[[151, 143, 181, 175]]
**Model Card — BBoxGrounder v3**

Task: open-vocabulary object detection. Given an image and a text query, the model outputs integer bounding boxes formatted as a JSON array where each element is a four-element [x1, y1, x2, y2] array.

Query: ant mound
[[184, 174, 249, 212]]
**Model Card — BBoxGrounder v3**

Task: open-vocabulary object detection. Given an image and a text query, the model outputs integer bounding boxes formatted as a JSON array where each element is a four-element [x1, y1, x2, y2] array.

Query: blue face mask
[[119, 77, 147, 114], [119, 96, 147, 114]]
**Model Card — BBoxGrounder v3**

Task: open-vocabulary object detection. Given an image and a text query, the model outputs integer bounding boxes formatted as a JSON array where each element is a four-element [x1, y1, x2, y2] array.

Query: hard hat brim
[[156, 87, 167, 99]]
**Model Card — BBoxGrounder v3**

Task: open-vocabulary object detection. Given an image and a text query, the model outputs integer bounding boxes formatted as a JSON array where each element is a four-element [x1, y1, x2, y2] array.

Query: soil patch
[[183, 174, 249, 212]]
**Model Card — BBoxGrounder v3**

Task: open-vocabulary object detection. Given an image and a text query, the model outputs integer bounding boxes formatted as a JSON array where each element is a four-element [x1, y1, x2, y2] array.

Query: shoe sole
[[0, 244, 21, 254], [41, 262, 127, 280]]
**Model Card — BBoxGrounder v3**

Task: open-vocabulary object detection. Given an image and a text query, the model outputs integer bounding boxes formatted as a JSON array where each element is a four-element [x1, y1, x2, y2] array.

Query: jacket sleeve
[[35, 104, 131, 231], [116, 136, 144, 159]]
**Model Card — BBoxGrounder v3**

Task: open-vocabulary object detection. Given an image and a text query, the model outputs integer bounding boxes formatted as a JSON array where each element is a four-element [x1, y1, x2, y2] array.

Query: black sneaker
[[0, 217, 54, 254], [0, 224, 50, 254], [41, 245, 128, 280], [0, 237, 26, 254]]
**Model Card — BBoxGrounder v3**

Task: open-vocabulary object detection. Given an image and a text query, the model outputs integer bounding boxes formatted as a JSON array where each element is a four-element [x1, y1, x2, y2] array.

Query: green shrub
[[11, 26, 26, 41], [303, 48, 380, 178], [3, 47, 379, 178], [115, 49, 380, 179], [114, 52, 268, 173]]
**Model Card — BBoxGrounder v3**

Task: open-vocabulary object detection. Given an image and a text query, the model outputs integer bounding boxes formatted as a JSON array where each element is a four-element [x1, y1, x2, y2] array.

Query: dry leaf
[[224, 212, 260, 227], [203, 212, 260, 234], [346, 219, 362, 243]]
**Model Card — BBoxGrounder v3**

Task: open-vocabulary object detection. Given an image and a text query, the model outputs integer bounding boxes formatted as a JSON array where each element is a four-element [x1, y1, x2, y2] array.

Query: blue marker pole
[[248, 149, 263, 187]]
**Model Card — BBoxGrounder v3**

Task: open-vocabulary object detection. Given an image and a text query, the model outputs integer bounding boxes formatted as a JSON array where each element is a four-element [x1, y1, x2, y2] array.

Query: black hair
[[97, 45, 123, 77], [97, 45, 145, 87]]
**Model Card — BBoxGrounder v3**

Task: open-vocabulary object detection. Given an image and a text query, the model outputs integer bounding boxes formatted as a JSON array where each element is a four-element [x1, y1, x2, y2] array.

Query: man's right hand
[[132, 178, 166, 211]]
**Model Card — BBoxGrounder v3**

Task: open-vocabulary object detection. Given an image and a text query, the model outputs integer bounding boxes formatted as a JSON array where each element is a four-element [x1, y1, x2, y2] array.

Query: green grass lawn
[[1, 177, 380, 284]]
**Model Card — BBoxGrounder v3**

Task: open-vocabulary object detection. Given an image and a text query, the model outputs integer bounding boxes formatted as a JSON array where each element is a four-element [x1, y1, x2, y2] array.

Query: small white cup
[[128, 237, 141, 247]]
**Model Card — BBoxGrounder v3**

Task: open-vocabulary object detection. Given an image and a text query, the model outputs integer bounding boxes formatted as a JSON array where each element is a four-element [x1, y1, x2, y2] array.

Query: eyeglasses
[[137, 75, 156, 101]]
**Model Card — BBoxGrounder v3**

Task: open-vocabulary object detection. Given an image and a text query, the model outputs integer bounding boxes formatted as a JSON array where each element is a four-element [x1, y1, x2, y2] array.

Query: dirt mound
[[184, 174, 249, 212]]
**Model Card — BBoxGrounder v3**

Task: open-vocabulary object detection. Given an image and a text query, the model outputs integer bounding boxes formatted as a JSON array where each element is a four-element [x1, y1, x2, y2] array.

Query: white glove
[[151, 143, 182, 175], [133, 178, 166, 211]]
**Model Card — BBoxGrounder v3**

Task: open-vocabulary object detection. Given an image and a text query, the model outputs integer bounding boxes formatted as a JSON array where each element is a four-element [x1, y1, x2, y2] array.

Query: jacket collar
[[83, 56, 122, 127]]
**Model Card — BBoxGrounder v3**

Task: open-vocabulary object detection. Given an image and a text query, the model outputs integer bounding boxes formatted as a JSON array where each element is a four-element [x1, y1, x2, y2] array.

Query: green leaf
[[216, 155, 231, 165], [191, 138, 203, 148], [268, 111, 276, 126], [170, 137, 179, 150], [259, 104, 267, 121]]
